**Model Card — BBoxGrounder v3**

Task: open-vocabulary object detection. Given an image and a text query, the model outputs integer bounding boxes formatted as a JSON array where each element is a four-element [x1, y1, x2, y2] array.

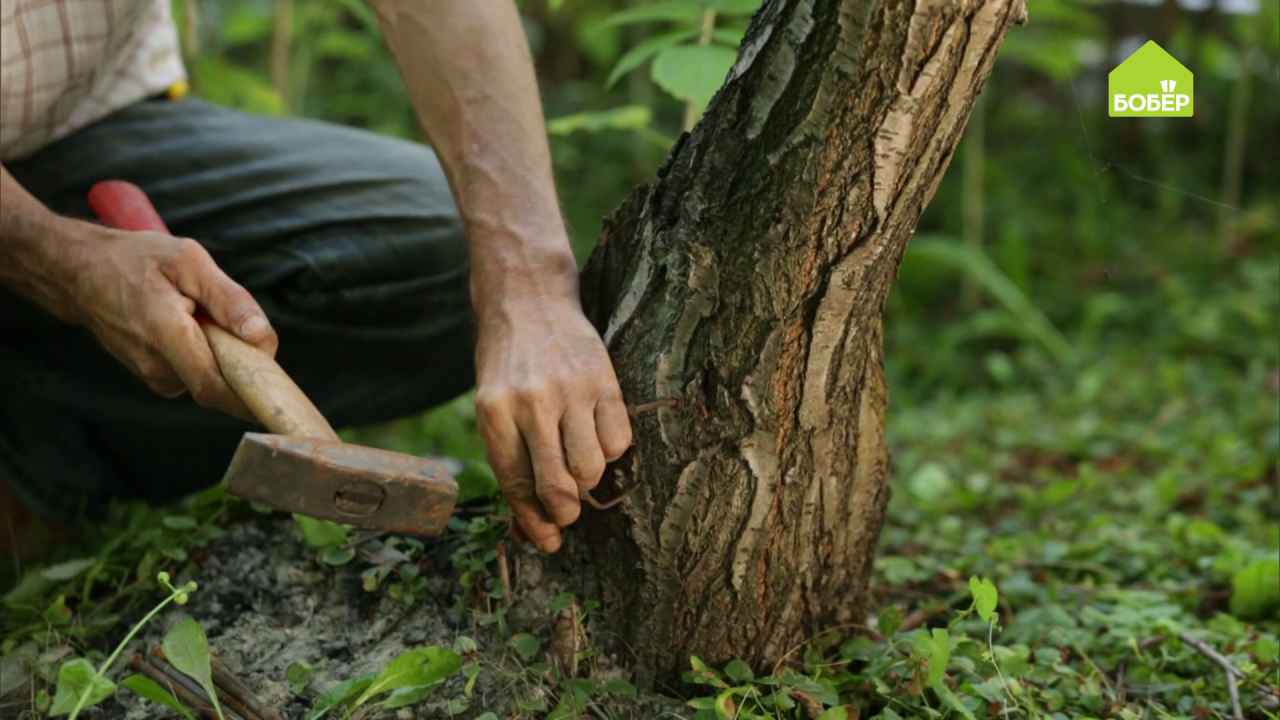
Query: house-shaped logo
[[1109, 41, 1193, 118]]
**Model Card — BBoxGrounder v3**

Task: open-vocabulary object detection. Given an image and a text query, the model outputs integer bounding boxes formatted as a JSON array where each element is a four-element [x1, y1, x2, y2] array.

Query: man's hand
[[64, 221, 277, 418], [1, 168, 276, 418], [474, 292, 632, 553]]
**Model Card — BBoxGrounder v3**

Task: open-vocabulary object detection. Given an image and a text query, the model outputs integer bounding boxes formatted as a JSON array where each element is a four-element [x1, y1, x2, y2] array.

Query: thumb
[[167, 239, 279, 356]]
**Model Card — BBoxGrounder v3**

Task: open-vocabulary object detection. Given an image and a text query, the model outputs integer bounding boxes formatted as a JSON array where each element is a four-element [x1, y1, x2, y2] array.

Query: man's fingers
[[595, 394, 634, 461], [477, 391, 562, 553], [509, 497, 562, 553], [149, 299, 254, 421], [561, 407, 606, 493], [164, 238, 278, 356], [524, 414, 583, 528]]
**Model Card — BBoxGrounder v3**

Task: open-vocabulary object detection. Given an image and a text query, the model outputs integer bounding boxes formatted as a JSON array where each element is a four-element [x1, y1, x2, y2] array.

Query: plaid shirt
[[0, 0, 184, 161]]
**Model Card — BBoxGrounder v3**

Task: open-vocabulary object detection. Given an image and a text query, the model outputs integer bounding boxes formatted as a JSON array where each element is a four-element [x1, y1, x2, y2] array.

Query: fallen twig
[[495, 540, 512, 607], [130, 653, 227, 720], [211, 655, 283, 720], [1177, 631, 1244, 720], [148, 646, 278, 720]]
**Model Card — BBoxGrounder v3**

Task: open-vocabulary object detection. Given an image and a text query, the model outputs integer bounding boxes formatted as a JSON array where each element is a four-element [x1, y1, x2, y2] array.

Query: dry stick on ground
[[147, 646, 277, 720], [211, 655, 284, 720], [1178, 631, 1245, 720], [495, 540, 512, 607], [150, 648, 255, 720], [129, 654, 229, 720]]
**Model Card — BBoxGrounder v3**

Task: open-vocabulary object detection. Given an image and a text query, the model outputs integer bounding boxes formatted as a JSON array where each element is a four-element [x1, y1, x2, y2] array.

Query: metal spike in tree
[[578, 0, 1028, 684]]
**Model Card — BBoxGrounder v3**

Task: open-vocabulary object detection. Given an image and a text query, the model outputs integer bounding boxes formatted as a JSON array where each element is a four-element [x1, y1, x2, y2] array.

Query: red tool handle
[[87, 180, 170, 233]]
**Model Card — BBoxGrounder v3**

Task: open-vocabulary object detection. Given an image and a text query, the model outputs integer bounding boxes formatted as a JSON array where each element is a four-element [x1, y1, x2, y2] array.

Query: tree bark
[[579, 0, 1026, 684]]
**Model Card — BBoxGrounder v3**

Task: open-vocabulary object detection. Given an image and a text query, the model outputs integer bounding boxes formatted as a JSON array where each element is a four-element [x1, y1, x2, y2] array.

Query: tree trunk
[[579, 0, 1026, 684]]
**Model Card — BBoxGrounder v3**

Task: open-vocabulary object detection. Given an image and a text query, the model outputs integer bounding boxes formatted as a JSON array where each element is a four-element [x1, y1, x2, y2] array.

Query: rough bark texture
[[579, 0, 1026, 683]]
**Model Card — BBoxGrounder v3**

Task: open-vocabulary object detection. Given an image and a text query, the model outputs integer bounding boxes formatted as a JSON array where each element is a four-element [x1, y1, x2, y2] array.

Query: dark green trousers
[[1, 98, 475, 520]]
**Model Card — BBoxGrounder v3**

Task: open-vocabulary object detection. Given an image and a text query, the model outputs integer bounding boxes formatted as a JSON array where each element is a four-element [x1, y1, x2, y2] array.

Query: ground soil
[[96, 516, 681, 719]]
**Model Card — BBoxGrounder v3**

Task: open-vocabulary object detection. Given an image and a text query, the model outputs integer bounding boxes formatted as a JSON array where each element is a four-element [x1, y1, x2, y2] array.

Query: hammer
[[88, 181, 458, 536]]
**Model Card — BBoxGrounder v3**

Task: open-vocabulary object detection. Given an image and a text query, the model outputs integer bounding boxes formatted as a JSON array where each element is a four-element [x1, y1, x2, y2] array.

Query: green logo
[[1108, 41, 1193, 118]]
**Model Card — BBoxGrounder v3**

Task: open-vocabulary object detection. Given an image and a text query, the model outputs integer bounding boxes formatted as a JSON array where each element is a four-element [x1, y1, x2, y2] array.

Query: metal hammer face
[[223, 433, 458, 536]]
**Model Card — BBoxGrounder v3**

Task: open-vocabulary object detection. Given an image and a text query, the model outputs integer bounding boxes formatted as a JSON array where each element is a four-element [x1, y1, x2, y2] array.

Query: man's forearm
[[367, 1, 578, 315], [369, 1, 633, 553], [0, 165, 84, 322]]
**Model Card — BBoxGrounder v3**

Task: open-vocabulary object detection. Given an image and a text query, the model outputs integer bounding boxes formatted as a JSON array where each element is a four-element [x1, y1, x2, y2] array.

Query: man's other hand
[[62, 221, 278, 419], [474, 294, 632, 553]]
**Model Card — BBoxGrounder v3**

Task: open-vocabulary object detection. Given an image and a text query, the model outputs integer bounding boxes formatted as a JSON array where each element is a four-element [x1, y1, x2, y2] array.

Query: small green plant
[[294, 514, 355, 566], [50, 572, 198, 718], [162, 616, 226, 720], [683, 654, 850, 719], [304, 645, 462, 719]]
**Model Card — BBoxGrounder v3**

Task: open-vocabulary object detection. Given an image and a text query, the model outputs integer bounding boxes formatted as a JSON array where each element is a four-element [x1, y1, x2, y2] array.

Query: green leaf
[[162, 617, 223, 719], [3, 569, 53, 606], [602, 678, 637, 696], [651, 44, 738, 110], [548, 592, 576, 613], [969, 576, 999, 623], [547, 106, 652, 136], [685, 655, 729, 688], [509, 633, 542, 662], [286, 661, 314, 695], [121, 674, 196, 720], [602, 2, 704, 27], [931, 679, 978, 720], [549, 685, 589, 720], [188, 57, 284, 116], [926, 628, 952, 686], [907, 238, 1073, 362], [381, 683, 442, 709], [162, 515, 198, 531], [817, 708, 849, 720], [1252, 636, 1279, 663], [353, 646, 462, 707], [712, 28, 745, 46], [878, 605, 904, 636], [305, 674, 373, 720], [607, 30, 697, 87], [49, 658, 115, 716], [319, 546, 355, 566], [1230, 558, 1280, 619], [40, 558, 96, 581], [714, 689, 737, 719], [295, 515, 350, 549], [705, 0, 762, 14], [331, 0, 380, 31], [722, 658, 753, 683]]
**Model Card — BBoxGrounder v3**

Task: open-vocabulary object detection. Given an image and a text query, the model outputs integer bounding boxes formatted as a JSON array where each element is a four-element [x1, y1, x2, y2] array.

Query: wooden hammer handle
[[88, 181, 339, 442]]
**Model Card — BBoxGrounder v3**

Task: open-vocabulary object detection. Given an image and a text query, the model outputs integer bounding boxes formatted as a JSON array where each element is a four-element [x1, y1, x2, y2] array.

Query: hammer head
[[223, 433, 458, 536]]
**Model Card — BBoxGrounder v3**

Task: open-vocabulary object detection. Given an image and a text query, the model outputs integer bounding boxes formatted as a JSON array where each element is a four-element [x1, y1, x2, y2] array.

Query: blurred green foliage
[[171, 0, 1278, 370]]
